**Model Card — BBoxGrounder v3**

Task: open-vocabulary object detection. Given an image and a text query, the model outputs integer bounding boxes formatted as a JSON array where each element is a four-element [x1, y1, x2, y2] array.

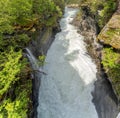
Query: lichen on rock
[[98, 14, 120, 49]]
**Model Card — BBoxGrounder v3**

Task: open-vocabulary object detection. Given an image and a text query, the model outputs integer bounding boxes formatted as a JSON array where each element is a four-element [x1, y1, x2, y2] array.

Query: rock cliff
[[97, 1, 120, 100], [98, 1, 120, 49], [72, 0, 120, 117]]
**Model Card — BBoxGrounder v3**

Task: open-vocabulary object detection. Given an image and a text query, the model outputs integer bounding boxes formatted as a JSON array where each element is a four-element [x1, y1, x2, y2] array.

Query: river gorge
[[27, 7, 119, 118]]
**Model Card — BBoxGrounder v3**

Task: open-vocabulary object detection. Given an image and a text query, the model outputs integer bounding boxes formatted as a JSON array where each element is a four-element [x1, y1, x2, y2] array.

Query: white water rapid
[[37, 7, 98, 118], [117, 113, 120, 118]]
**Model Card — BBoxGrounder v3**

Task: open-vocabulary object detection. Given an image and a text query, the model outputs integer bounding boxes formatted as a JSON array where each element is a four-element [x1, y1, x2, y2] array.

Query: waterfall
[[37, 7, 98, 118], [25, 48, 39, 70], [25, 48, 43, 73]]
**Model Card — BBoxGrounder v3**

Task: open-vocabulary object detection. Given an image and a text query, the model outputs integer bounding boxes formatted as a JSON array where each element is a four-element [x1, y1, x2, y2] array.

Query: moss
[[102, 47, 120, 99], [106, 29, 120, 38], [108, 68, 120, 97]]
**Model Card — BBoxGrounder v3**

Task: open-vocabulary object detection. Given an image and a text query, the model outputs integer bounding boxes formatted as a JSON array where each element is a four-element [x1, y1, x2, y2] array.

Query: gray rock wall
[[28, 27, 59, 118]]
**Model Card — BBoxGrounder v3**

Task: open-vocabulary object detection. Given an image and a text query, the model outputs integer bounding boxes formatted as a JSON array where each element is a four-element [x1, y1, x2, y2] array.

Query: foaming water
[[117, 113, 120, 118], [37, 7, 98, 118]]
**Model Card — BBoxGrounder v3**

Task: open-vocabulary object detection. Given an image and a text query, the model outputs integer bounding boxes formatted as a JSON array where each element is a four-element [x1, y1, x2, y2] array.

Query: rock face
[[98, 14, 120, 49], [98, 1, 120, 49], [27, 27, 59, 118], [97, 1, 120, 101], [28, 28, 56, 57], [76, 0, 120, 103], [92, 73, 119, 118], [72, 6, 101, 70]]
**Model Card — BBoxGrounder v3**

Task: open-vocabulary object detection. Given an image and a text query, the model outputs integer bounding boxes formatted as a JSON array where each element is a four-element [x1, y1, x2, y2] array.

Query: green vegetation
[[0, 79, 32, 118], [0, 48, 25, 96], [97, 0, 117, 28], [102, 48, 120, 69], [33, 0, 63, 27], [66, 0, 81, 4], [76, 0, 120, 100], [102, 48, 120, 98], [38, 55, 46, 66], [82, 0, 120, 99], [80, 0, 117, 28], [0, 0, 64, 117]]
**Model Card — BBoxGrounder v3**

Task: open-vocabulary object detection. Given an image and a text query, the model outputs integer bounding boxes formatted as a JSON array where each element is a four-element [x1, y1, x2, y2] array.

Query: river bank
[[72, 5, 119, 118], [29, 5, 119, 118], [37, 7, 98, 118]]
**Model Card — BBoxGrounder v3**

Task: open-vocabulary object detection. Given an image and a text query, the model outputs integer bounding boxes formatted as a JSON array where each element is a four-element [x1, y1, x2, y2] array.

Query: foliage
[[0, 0, 64, 40], [102, 48, 120, 69], [11, 0, 33, 26], [0, 0, 64, 50], [0, 0, 64, 117], [0, 48, 31, 118], [38, 55, 46, 66], [102, 47, 120, 98], [66, 0, 81, 4], [0, 0, 14, 34], [33, 0, 62, 27], [98, 0, 117, 28], [0, 79, 32, 118], [80, 0, 117, 29], [0, 0, 33, 34], [53, 0, 65, 10], [0, 48, 26, 96], [0, 34, 30, 51]]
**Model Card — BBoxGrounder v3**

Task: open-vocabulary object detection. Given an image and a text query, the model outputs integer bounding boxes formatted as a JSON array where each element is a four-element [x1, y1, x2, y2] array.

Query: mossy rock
[[102, 47, 120, 99], [98, 14, 120, 49]]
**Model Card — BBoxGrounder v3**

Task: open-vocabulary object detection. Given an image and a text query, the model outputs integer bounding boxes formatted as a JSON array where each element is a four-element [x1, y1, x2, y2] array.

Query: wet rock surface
[[92, 72, 119, 118], [27, 27, 59, 118]]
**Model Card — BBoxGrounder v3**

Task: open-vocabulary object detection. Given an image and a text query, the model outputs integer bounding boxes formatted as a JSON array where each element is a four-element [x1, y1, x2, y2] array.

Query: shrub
[[0, 48, 26, 96]]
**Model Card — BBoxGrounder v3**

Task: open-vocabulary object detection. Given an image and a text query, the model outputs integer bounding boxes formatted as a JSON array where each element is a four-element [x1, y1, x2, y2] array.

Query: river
[[37, 7, 99, 118]]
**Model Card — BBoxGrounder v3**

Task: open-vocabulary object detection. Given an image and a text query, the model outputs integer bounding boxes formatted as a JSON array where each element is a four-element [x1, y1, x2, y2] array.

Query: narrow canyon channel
[[26, 7, 120, 118], [37, 7, 99, 118]]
